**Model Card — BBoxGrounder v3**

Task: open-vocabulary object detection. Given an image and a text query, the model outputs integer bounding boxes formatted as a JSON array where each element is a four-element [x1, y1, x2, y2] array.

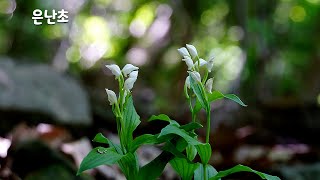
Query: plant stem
[[205, 106, 211, 144], [204, 164, 207, 180]]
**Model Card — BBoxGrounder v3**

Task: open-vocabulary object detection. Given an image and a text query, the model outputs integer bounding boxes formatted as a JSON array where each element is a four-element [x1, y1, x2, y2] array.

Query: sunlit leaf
[[209, 164, 281, 180], [196, 143, 212, 164], [170, 157, 200, 180], [77, 147, 123, 175], [194, 164, 219, 180]]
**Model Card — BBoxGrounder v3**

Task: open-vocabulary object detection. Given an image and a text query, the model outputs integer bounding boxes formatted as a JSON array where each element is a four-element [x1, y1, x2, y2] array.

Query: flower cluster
[[105, 64, 139, 106], [178, 44, 214, 94]]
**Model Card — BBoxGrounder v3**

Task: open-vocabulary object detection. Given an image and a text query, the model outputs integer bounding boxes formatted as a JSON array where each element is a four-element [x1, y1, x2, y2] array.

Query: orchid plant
[[77, 45, 280, 180]]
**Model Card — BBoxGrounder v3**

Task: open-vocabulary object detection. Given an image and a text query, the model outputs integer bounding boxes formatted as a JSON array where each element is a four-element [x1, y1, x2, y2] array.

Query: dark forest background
[[1, 0, 320, 179]]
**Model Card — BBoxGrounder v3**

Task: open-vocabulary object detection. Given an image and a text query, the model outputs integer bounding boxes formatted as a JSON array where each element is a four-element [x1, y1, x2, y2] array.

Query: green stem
[[202, 70, 208, 84], [205, 106, 211, 144], [115, 103, 126, 153], [204, 164, 207, 180]]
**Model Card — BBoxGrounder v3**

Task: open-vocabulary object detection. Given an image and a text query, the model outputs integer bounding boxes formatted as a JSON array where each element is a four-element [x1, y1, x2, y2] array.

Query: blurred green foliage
[[1, 0, 320, 112]]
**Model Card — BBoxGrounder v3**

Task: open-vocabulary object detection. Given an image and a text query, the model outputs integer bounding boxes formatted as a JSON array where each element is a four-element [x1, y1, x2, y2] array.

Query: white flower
[[189, 71, 201, 83], [124, 77, 137, 91], [105, 89, 118, 105], [177, 47, 190, 57], [206, 56, 214, 72], [185, 76, 191, 89], [106, 64, 121, 78], [129, 70, 138, 79], [122, 64, 139, 77], [198, 58, 206, 67], [182, 56, 194, 70], [186, 44, 198, 58], [205, 78, 214, 93]]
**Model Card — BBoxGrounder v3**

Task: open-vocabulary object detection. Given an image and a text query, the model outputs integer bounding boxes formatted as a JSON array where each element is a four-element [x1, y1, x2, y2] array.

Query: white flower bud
[[129, 70, 138, 79], [182, 56, 194, 70], [199, 58, 206, 67], [124, 77, 137, 91], [189, 71, 201, 83], [177, 47, 190, 57], [122, 64, 139, 77], [105, 64, 121, 78], [186, 44, 198, 59], [185, 76, 191, 89], [105, 89, 117, 105], [205, 78, 214, 93], [206, 57, 214, 72]]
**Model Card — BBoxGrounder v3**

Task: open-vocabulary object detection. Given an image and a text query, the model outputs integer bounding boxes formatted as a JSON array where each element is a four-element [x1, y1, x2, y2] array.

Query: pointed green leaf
[[77, 147, 124, 175], [210, 164, 280, 180], [158, 124, 202, 146], [224, 94, 247, 106], [189, 73, 209, 111], [130, 134, 172, 152], [137, 136, 191, 180], [148, 114, 180, 126], [92, 133, 122, 154], [170, 157, 200, 180], [180, 122, 203, 132], [92, 133, 109, 144], [138, 151, 174, 180], [186, 144, 197, 161], [194, 164, 219, 180], [118, 152, 139, 180], [121, 95, 141, 149], [194, 91, 247, 114], [162, 141, 189, 160], [196, 143, 212, 164]]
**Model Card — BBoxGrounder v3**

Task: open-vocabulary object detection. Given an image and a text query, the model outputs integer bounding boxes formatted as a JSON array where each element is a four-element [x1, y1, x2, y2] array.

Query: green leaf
[[180, 122, 203, 132], [138, 151, 174, 180], [209, 164, 281, 180], [121, 95, 141, 150], [130, 134, 171, 152], [162, 141, 188, 159], [148, 114, 180, 126], [77, 147, 123, 175], [206, 91, 247, 107], [118, 152, 139, 180], [170, 157, 200, 180], [158, 124, 202, 146], [92, 133, 109, 144], [186, 144, 197, 161], [196, 143, 212, 164], [92, 133, 123, 154], [224, 94, 247, 107], [189, 73, 209, 111], [194, 91, 247, 114], [137, 136, 190, 180], [194, 164, 218, 180]]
